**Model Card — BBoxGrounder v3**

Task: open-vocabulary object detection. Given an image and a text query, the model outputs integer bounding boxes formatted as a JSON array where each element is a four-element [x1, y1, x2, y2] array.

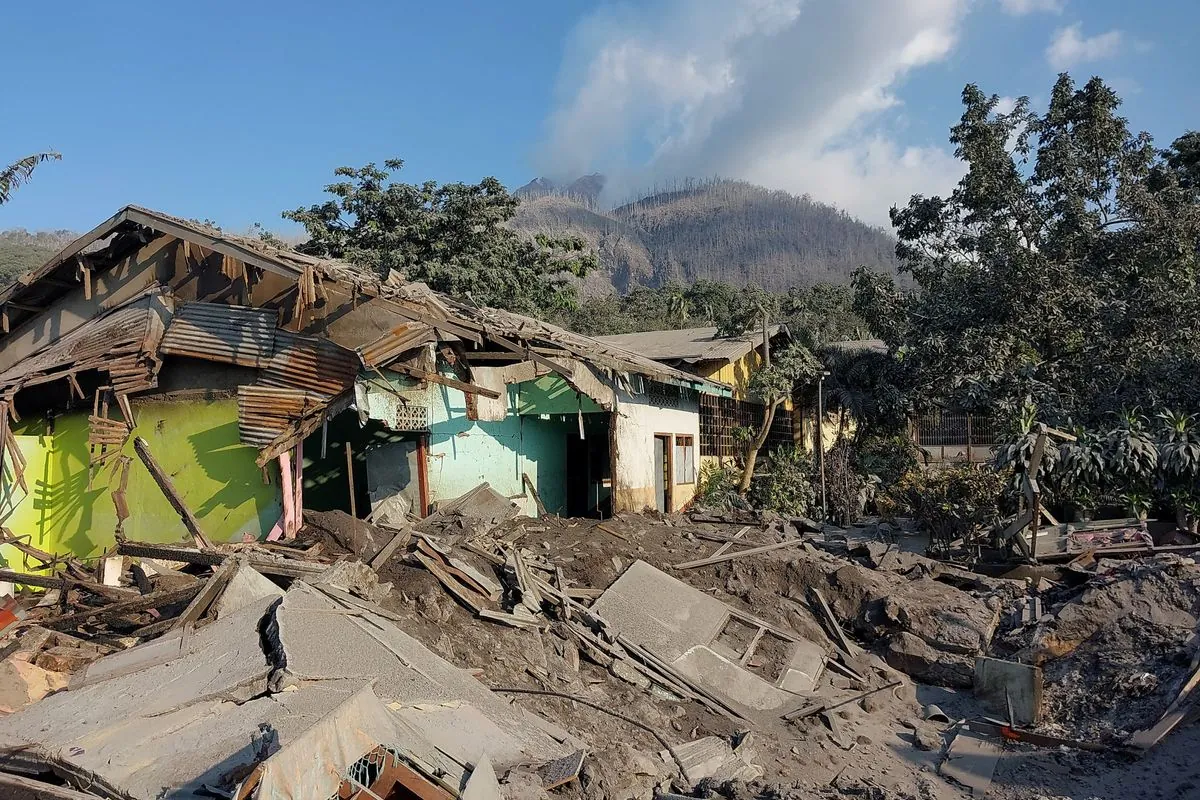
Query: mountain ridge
[[511, 176, 898, 293]]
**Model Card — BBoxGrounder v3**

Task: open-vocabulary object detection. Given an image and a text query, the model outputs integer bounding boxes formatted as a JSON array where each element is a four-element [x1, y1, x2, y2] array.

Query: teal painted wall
[[516, 376, 602, 416], [359, 372, 577, 516]]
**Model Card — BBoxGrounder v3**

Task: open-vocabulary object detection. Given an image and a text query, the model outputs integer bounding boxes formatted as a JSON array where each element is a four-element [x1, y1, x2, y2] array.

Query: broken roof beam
[[485, 333, 575, 379], [387, 364, 501, 399], [133, 437, 214, 550]]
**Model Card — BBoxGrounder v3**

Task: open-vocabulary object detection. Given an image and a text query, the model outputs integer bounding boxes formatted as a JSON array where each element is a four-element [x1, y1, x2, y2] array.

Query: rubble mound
[[1013, 557, 1200, 742]]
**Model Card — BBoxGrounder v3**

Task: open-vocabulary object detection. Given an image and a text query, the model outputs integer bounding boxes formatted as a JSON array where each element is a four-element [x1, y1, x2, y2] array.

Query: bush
[[751, 445, 817, 517], [854, 434, 923, 488], [883, 465, 1005, 548], [695, 461, 741, 511], [827, 438, 876, 525]]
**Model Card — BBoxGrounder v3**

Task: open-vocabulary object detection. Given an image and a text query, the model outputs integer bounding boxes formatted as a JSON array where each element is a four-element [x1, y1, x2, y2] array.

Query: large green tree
[[854, 75, 1200, 427], [285, 159, 596, 315], [0, 152, 60, 205]]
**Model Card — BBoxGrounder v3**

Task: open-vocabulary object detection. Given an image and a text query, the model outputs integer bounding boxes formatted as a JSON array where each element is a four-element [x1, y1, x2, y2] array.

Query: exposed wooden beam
[[387, 365, 501, 399], [6, 301, 43, 314], [133, 437, 214, 550], [486, 334, 575, 379]]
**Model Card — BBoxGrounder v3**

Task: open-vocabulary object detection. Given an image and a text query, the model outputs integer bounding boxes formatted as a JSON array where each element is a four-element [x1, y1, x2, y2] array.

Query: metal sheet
[[260, 331, 360, 398], [0, 292, 170, 394], [237, 385, 326, 447], [160, 302, 277, 367], [358, 321, 436, 368]]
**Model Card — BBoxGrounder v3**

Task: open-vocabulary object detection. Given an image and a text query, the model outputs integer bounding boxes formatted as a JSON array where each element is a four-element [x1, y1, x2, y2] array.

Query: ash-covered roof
[[595, 325, 787, 365]]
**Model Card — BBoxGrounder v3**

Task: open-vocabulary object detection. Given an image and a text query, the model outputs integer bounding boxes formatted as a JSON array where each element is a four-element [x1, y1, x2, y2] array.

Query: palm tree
[[0, 152, 61, 205]]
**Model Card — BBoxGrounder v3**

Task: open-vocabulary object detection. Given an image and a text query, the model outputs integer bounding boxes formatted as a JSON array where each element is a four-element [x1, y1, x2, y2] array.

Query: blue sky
[[2, 0, 1195, 232]]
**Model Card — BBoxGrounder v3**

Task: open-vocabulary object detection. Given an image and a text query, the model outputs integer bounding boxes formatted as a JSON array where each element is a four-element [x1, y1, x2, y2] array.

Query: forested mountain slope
[[512, 177, 898, 292]]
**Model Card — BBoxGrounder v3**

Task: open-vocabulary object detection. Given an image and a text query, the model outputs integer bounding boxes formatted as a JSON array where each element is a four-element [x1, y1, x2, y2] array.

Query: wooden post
[[966, 413, 974, 464], [416, 434, 430, 517], [345, 441, 357, 518], [133, 437, 213, 549]]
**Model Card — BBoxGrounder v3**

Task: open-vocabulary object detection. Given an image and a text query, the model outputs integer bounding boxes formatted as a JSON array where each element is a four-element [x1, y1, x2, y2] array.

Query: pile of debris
[[3, 496, 1200, 798]]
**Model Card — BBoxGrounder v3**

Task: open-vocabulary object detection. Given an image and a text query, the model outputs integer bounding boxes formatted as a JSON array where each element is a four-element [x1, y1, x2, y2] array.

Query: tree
[[285, 160, 597, 315], [855, 76, 1200, 428], [738, 343, 822, 494], [0, 152, 60, 205]]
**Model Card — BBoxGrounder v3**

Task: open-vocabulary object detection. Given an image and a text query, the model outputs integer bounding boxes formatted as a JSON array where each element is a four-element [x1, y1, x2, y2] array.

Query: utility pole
[[817, 370, 830, 520]]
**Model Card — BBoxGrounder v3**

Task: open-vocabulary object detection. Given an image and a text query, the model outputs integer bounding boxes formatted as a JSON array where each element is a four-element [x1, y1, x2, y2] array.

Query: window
[[674, 435, 696, 484]]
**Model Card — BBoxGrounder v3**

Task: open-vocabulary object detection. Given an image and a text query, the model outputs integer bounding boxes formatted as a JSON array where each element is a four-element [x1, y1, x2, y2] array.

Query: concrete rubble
[[1, 502, 1200, 798]]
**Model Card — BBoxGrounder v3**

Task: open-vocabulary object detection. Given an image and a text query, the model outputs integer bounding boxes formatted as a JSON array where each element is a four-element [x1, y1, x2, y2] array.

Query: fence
[[699, 394, 793, 458], [911, 411, 997, 463]]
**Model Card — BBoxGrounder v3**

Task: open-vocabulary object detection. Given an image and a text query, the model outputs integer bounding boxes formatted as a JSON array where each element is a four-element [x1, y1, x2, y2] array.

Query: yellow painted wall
[[0, 398, 281, 564], [696, 347, 793, 411]]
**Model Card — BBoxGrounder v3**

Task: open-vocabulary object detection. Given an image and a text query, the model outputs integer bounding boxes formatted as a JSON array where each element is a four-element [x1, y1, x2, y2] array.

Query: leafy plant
[[884, 465, 1007, 551], [1157, 411, 1200, 531], [749, 446, 817, 517], [0, 152, 60, 205], [853, 434, 923, 489], [826, 437, 876, 525], [695, 461, 742, 511]]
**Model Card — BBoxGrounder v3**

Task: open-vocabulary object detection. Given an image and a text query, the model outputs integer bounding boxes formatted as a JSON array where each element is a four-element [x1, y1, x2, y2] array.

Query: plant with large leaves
[[1157, 410, 1200, 531], [0, 152, 60, 205]]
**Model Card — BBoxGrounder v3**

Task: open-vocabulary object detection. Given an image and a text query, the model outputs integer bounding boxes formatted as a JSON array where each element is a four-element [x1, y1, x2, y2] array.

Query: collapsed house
[[0, 206, 731, 563]]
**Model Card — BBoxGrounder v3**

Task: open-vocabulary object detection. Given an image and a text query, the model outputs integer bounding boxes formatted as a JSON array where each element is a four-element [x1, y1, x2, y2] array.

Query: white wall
[[612, 385, 701, 513]]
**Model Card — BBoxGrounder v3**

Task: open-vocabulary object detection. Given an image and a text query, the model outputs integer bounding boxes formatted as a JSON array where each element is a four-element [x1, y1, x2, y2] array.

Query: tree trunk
[[739, 398, 782, 495]]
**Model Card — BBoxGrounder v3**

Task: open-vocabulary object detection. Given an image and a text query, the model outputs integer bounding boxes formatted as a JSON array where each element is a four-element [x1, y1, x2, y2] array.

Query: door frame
[[654, 432, 674, 513]]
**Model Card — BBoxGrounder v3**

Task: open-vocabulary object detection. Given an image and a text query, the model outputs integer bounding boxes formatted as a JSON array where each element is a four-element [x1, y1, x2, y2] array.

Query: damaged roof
[[595, 325, 787, 365], [0, 205, 729, 401]]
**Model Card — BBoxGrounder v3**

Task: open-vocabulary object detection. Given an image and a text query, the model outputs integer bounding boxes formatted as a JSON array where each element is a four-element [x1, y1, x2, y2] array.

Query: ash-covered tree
[[854, 76, 1200, 427], [738, 343, 823, 494], [285, 160, 597, 315]]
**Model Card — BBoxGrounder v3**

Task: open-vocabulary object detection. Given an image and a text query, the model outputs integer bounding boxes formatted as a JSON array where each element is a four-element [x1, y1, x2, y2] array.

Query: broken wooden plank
[[522, 473, 548, 517], [133, 437, 214, 550], [782, 680, 903, 721], [172, 558, 240, 631], [706, 525, 753, 561], [389, 365, 502, 399], [42, 583, 203, 629], [1128, 654, 1200, 750], [369, 526, 412, 571], [0, 769, 106, 800], [413, 551, 485, 613], [672, 538, 807, 569], [478, 609, 544, 629], [810, 587, 859, 658]]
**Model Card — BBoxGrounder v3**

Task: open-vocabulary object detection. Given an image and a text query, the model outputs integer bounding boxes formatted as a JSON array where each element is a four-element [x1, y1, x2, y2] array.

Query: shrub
[[750, 445, 817, 517], [884, 465, 1006, 548], [854, 434, 923, 488], [695, 461, 742, 511], [827, 438, 876, 525]]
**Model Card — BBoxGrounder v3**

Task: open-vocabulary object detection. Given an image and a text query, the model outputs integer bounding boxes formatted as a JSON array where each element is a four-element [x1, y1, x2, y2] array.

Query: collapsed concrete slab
[[0, 581, 578, 799], [592, 560, 825, 717]]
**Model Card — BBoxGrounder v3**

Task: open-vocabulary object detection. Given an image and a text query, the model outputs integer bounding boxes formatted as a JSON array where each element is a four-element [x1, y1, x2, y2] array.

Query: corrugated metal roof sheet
[[594, 325, 786, 364], [160, 302, 277, 367], [358, 321, 435, 368], [237, 385, 327, 447], [0, 292, 170, 394], [260, 331, 360, 399]]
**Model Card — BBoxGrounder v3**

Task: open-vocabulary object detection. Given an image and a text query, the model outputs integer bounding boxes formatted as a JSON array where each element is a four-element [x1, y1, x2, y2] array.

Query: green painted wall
[[516, 376, 602, 416], [0, 398, 281, 563]]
